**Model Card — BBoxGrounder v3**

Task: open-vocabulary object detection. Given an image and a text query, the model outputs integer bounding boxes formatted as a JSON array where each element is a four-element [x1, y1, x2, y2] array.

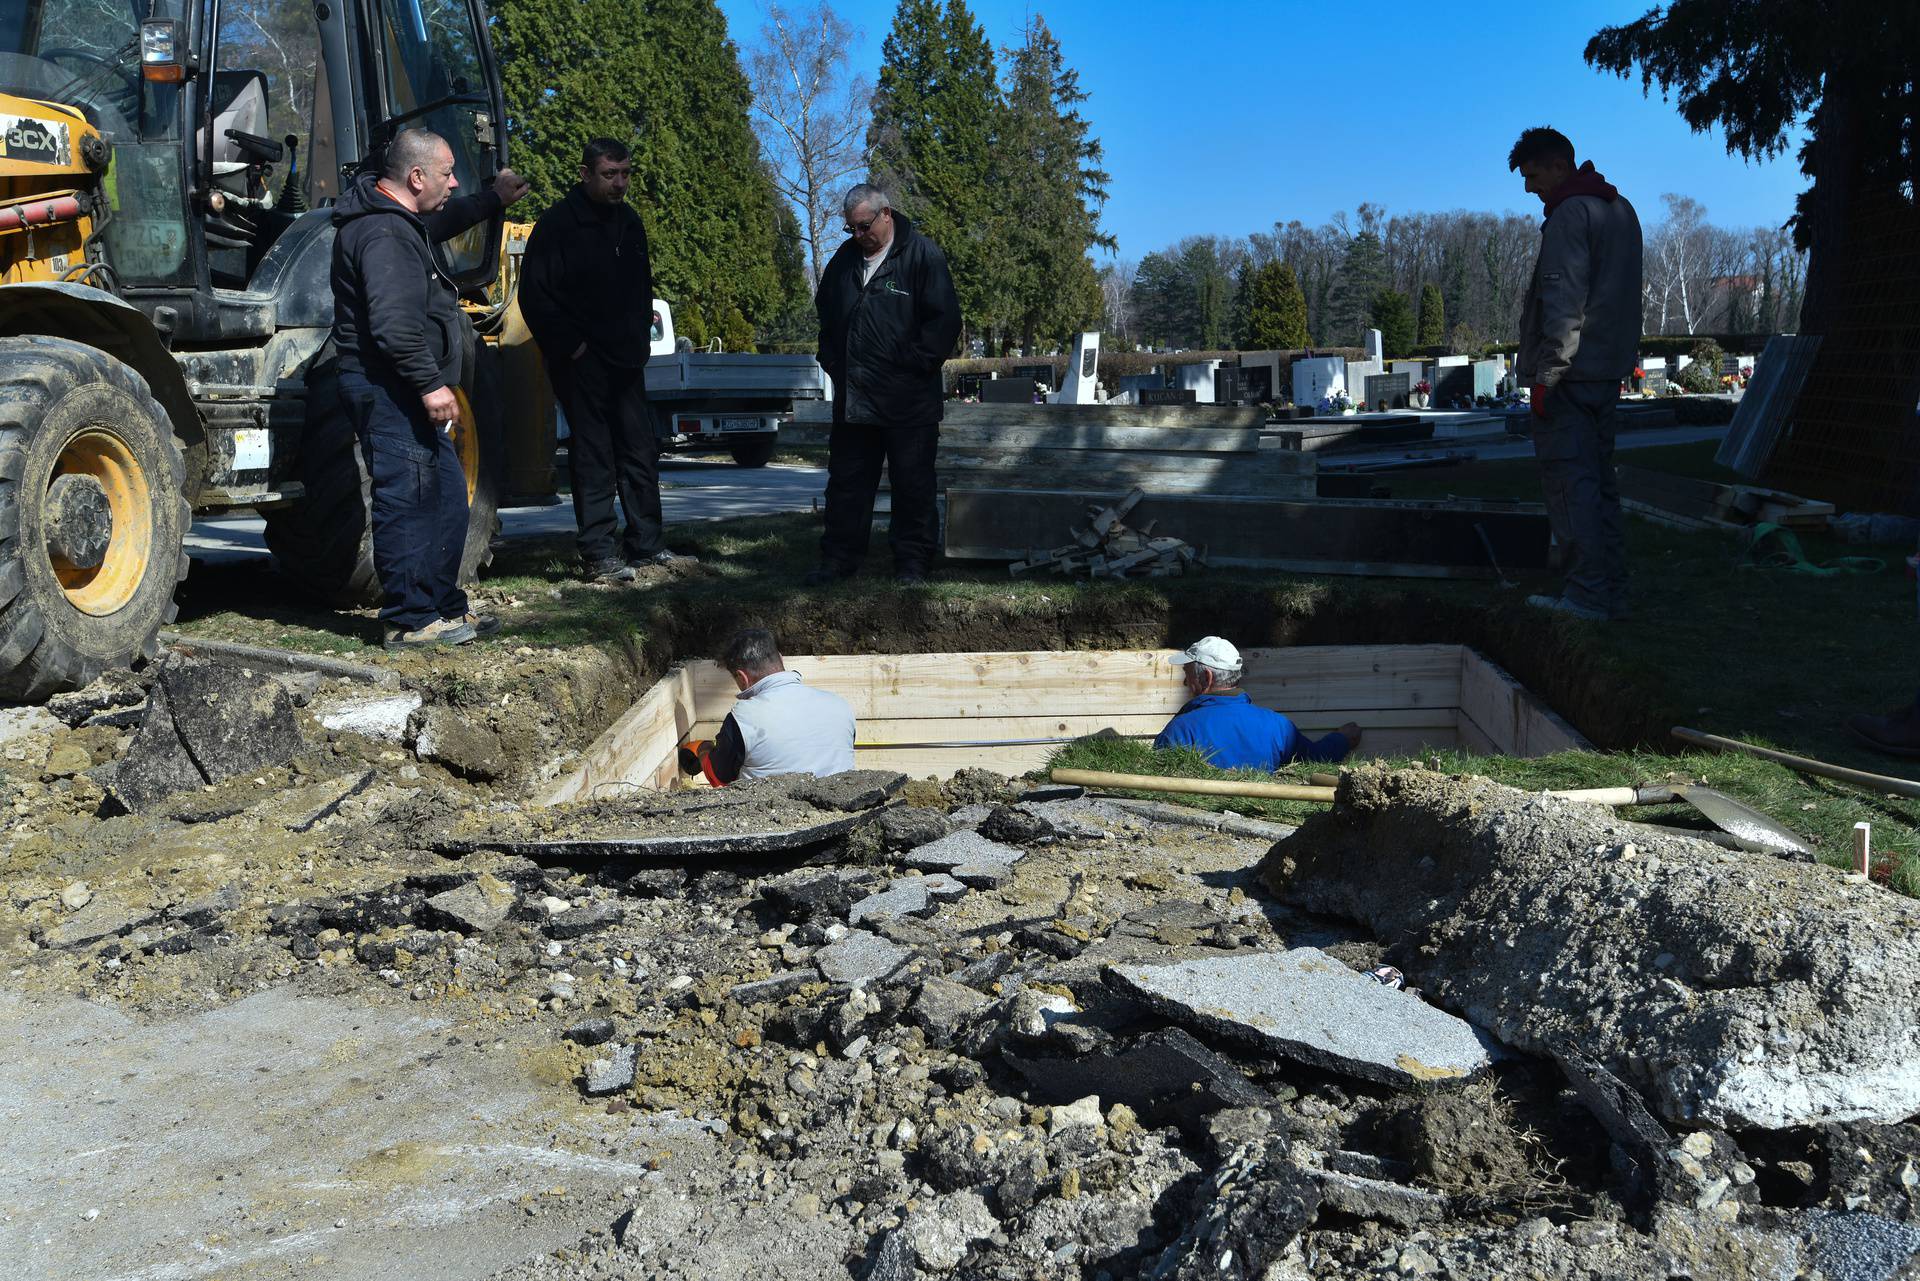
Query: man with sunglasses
[[809, 184, 961, 586]]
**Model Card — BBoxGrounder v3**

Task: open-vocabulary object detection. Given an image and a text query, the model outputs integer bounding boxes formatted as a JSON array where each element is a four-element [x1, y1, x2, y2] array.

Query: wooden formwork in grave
[[539, 645, 1589, 805]]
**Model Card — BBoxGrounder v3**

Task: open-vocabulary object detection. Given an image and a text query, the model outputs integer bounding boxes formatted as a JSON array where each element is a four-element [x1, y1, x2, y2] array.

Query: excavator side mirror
[[140, 19, 188, 83]]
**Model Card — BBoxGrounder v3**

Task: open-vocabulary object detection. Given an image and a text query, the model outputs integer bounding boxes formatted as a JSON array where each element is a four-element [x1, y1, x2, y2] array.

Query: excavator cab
[[0, 0, 509, 698]]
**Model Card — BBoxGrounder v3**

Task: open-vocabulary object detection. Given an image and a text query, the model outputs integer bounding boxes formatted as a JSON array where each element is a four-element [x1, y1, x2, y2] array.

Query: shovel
[[1549, 782, 1812, 859]]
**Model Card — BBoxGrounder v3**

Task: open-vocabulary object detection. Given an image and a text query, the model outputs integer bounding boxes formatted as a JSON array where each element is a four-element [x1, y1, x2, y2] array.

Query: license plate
[[231, 428, 270, 471], [719, 416, 768, 433]]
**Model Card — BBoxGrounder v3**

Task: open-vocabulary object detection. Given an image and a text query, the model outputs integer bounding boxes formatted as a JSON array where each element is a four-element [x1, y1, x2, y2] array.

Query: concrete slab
[[1107, 948, 1491, 1088], [0, 987, 706, 1281], [902, 830, 1025, 888], [316, 692, 423, 743], [848, 874, 967, 926]]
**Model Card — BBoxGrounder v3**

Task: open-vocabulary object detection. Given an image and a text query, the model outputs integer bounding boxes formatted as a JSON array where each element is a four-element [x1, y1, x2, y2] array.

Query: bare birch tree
[[745, 2, 870, 287]]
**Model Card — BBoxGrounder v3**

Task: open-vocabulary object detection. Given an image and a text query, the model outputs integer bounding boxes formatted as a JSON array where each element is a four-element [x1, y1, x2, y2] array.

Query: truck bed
[[644, 352, 827, 400]]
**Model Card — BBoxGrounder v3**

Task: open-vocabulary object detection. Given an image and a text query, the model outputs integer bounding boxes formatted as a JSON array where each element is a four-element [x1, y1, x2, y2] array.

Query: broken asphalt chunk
[[902, 830, 1024, 888], [1004, 1027, 1267, 1135], [1308, 1163, 1445, 1228], [423, 873, 515, 935], [109, 655, 304, 812], [729, 970, 816, 1005], [814, 930, 914, 984], [1146, 1133, 1321, 1280], [1108, 949, 1492, 1090], [788, 769, 907, 812], [910, 976, 993, 1048], [849, 874, 966, 926], [564, 1017, 615, 1046], [545, 900, 621, 939]]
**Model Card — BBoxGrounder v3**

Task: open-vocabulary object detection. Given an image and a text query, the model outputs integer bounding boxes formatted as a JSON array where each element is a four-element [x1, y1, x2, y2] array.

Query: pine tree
[[997, 16, 1112, 353], [1228, 264, 1253, 349], [867, 0, 1003, 351], [1328, 229, 1388, 346], [1369, 289, 1417, 358], [1416, 282, 1446, 348], [1245, 261, 1310, 349]]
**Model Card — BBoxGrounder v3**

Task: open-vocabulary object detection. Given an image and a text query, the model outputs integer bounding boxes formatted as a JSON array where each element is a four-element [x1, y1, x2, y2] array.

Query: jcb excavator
[[0, 0, 516, 698]]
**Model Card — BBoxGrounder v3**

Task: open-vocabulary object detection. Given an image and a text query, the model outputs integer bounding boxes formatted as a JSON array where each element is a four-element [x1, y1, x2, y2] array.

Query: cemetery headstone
[[1238, 363, 1273, 403], [1139, 387, 1197, 405], [1118, 373, 1165, 398], [982, 377, 1036, 404], [1174, 360, 1220, 402], [1470, 359, 1502, 399], [1291, 355, 1346, 406], [1012, 364, 1056, 388], [1365, 328, 1384, 364], [1432, 363, 1473, 407], [954, 373, 986, 400], [1059, 332, 1101, 404], [1642, 367, 1670, 394], [1364, 372, 1412, 410]]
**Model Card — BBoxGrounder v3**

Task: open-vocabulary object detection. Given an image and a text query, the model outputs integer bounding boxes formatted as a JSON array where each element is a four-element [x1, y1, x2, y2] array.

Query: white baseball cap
[[1170, 636, 1242, 674]]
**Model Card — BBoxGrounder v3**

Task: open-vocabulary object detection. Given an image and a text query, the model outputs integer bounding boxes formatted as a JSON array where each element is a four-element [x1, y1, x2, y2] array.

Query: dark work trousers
[[339, 370, 470, 632], [1532, 379, 1627, 614], [820, 421, 940, 572], [552, 352, 663, 564]]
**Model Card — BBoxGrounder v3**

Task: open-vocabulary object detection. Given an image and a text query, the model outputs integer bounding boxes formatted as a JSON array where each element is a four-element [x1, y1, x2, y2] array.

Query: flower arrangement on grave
[[1414, 379, 1432, 395], [1317, 390, 1353, 415]]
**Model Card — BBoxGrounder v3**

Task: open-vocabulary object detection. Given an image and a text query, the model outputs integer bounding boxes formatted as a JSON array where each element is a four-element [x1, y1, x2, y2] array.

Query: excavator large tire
[[0, 335, 190, 700]]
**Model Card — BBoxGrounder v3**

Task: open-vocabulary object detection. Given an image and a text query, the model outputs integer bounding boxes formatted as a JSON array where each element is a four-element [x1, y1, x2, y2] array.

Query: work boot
[[1525, 593, 1608, 622], [585, 557, 637, 584], [455, 611, 502, 638], [383, 617, 476, 650], [895, 565, 929, 587], [1847, 701, 1920, 758], [803, 563, 855, 587]]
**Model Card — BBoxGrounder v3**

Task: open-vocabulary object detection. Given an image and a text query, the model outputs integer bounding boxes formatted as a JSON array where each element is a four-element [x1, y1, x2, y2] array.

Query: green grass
[[1380, 439, 1743, 504]]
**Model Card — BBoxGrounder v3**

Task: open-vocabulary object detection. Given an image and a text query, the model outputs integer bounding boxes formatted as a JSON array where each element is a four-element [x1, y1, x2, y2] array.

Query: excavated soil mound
[[1261, 767, 1920, 1130]]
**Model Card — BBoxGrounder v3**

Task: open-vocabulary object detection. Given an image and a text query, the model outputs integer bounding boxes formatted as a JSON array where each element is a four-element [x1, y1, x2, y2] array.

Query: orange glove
[[677, 739, 712, 776], [1530, 383, 1549, 420]]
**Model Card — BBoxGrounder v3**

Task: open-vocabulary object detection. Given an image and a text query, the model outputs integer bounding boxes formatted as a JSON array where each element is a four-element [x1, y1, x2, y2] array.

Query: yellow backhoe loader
[[0, 0, 517, 697]]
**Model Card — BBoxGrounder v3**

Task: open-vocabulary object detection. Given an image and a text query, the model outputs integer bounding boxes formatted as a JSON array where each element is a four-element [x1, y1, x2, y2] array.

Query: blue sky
[[713, 0, 1809, 261]]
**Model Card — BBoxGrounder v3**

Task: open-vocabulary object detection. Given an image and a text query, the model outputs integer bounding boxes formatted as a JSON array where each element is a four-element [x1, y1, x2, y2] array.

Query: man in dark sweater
[[330, 128, 528, 648], [519, 137, 688, 583], [809, 184, 961, 586]]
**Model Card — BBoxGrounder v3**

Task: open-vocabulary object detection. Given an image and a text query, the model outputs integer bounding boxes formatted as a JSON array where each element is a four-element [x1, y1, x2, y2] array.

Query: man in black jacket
[[520, 137, 688, 583], [330, 128, 528, 648], [810, 184, 961, 586]]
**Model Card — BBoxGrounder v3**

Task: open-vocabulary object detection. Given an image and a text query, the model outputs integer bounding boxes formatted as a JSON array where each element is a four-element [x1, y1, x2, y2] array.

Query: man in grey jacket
[[677, 629, 855, 785], [1511, 127, 1642, 621]]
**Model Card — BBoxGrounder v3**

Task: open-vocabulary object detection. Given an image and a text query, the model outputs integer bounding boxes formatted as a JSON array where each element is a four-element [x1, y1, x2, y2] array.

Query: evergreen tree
[[1328, 229, 1388, 346], [1228, 264, 1253, 349], [1416, 282, 1447, 348], [1132, 253, 1182, 348], [997, 16, 1113, 353], [1244, 260, 1310, 349], [758, 201, 820, 352], [867, 0, 1003, 351], [1180, 239, 1232, 348], [1369, 289, 1417, 358], [492, 0, 784, 348]]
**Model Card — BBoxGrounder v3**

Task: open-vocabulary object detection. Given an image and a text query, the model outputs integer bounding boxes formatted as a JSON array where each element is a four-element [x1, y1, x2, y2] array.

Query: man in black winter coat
[[809, 184, 961, 586], [519, 137, 689, 583], [330, 128, 528, 648]]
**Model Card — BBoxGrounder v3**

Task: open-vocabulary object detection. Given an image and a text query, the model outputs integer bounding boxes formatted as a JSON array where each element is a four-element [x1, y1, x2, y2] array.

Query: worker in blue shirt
[[1154, 636, 1362, 769]]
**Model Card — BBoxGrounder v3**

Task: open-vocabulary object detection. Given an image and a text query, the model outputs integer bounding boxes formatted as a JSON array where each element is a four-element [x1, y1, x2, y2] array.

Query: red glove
[[1530, 383, 1549, 420]]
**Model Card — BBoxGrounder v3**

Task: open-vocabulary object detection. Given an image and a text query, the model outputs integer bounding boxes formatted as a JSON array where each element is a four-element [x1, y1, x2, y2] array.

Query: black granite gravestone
[[1363, 372, 1411, 410]]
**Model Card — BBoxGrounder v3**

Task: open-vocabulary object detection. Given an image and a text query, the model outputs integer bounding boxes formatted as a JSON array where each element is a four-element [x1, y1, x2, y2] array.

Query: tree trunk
[[1796, 79, 1860, 336]]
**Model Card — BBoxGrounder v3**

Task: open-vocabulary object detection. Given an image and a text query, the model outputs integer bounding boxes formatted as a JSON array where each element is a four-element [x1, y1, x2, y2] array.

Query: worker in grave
[[1154, 637, 1362, 769], [678, 629, 856, 786]]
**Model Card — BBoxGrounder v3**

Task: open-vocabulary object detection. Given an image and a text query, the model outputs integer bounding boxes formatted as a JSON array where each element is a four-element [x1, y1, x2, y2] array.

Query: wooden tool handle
[[1049, 768, 1336, 803]]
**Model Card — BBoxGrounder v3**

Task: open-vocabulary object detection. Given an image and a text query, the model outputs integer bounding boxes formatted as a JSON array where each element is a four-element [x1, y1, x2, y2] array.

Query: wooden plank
[[1456, 710, 1499, 757], [1717, 334, 1823, 477], [683, 645, 1465, 722], [839, 706, 1463, 745], [944, 489, 1548, 577], [1457, 649, 1590, 756], [538, 666, 694, 804]]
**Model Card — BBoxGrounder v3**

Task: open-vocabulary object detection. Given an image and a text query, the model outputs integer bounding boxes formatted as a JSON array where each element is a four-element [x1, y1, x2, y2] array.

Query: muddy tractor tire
[[728, 435, 777, 468], [0, 336, 190, 700], [263, 344, 505, 606]]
